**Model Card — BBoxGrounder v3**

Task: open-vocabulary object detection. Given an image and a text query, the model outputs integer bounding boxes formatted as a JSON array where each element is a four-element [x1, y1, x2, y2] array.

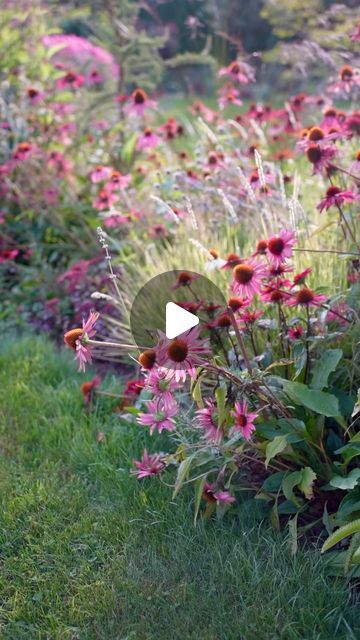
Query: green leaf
[[193, 475, 208, 525], [215, 385, 227, 428], [321, 518, 360, 553], [310, 349, 342, 390], [298, 466, 317, 499], [330, 469, 360, 490], [282, 471, 302, 506], [288, 514, 299, 556], [172, 453, 197, 499], [121, 133, 137, 164], [282, 380, 340, 417], [262, 471, 286, 492], [265, 435, 288, 468]]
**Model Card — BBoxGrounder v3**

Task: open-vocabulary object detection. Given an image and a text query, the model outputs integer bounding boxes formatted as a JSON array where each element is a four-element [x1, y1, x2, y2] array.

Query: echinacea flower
[[218, 83, 242, 110], [227, 297, 251, 313], [132, 449, 165, 479], [266, 229, 296, 268], [317, 186, 358, 212], [136, 128, 161, 151], [221, 253, 242, 269], [137, 398, 177, 434], [196, 399, 223, 443], [287, 325, 303, 340], [232, 400, 258, 440], [145, 367, 180, 410], [90, 165, 112, 183], [57, 70, 85, 89], [172, 271, 200, 290], [286, 287, 327, 308], [106, 171, 131, 190], [156, 326, 210, 382], [80, 375, 101, 404], [231, 260, 267, 300], [292, 268, 312, 287], [64, 311, 99, 372], [93, 189, 118, 210], [218, 60, 254, 84], [124, 88, 157, 116], [306, 144, 337, 174], [203, 482, 235, 504]]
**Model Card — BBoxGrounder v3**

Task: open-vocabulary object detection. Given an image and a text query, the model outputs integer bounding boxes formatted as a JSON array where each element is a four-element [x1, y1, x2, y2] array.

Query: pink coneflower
[[64, 311, 99, 372], [106, 171, 131, 190], [221, 253, 242, 269], [219, 60, 254, 84], [124, 88, 157, 116], [119, 378, 145, 410], [260, 283, 289, 305], [136, 127, 160, 151], [12, 141, 34, 162], [317, 185, 358, 212], [328, 65, 360, 96], [306, 144, 337, 174], [156, 326, 210, 382], [292, 267, 312, 287], [288, 325, 303, 340], [26, 87, 44, 104], [0, 249, 19, 263], [286, 287, 327, 308], [231, 260, 266, 300], [326, 302, 351, 326], [239, 309, 263, 325], [266, 229, 295, 268], [132, 450, 165, 479], [80, 375, 101, 404], [102, 212, 129, 228], [232, 400, 258, 440], [57, 70, 85, 89], [196, 399, 223, 444], [227, 296, 251, 313], [351, 23, 360, 42], [218, 83, 243, 109], [93, 189, 118, 210], [90, 165, 112, 183], [148, 224, 168, 238], [203, 482, 235, 504], [145, 367, 180, 410], [297, 126, 340, 151], [172, 271, 200, 290], [137, 398, 177, 434], [189, 100, 216, 123], [349, 150, 360, 176]]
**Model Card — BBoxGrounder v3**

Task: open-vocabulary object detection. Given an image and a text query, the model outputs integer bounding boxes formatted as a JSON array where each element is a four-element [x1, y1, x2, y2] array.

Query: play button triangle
[[165, 302, 199, 339]]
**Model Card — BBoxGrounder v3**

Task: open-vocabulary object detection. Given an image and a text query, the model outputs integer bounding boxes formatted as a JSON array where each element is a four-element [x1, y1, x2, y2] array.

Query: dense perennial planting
[[1, 5, 360, 578]]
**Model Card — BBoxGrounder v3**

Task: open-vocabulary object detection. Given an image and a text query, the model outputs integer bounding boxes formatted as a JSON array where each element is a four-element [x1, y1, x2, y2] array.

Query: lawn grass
[[0, 336, 358, 640]]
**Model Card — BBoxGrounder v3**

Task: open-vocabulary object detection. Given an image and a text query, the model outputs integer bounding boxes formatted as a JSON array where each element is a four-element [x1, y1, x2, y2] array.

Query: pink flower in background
[[203, 483, 235, 504], [124, 88, 157, 116], [328, 65, 360, 96], [44, 188, 59, 205], [136, 128, 161, 151], [306, 144, 337, 174], [349, 150, 360, 176], [102, 212, 129, 228], [57, 70, 85, 89], [219, 60, 255, 84], [232, 401, 258, 440], [351, 23, 360, 41], [93, 189, 118, 211], [317, 186, 358, 212], [292, 268, 312, 287], [64, 311, 99, 372], [196, 399, 223, 444], [26, 87, 45, 104], [42, 34, 119, 84], [266, 229, 295, 268], [106, 171, 131, 190], [0, 249, 19, 263], [231, 260, 267, 300], [288, 325, 303, 340], [137, 398, 177, 434], [156, 326, 210, 383], [218, 83, 243, 109], [189, 100, 217, 123], [133, 450, 165, 479], [80, 375, 101, 404], [12, 142, 35, 163], [90, 166, 112, 183]]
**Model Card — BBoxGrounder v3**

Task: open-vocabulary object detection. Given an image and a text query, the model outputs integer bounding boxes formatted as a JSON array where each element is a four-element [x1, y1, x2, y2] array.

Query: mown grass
[[0, 336, 358, 640]]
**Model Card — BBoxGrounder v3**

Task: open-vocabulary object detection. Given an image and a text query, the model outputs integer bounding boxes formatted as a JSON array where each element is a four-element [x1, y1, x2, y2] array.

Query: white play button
[[165, 302, 199, 339]]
